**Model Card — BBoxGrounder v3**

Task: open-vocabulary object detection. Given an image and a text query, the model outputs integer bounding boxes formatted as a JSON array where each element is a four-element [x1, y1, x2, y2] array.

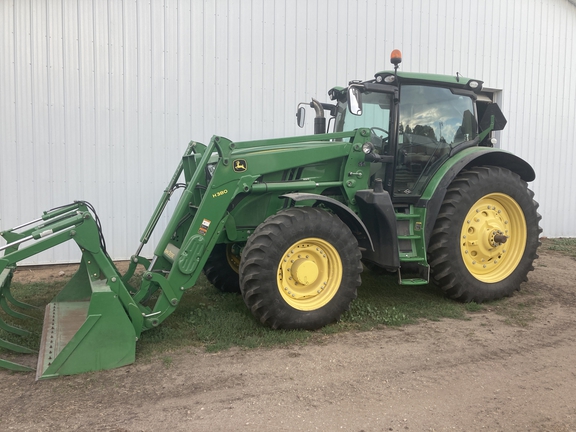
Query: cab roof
[[375, 70, 474, 86]]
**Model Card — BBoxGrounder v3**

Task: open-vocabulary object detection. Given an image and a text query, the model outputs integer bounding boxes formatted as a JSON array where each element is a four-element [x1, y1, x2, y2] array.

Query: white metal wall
[[1, 0, 575, 264]]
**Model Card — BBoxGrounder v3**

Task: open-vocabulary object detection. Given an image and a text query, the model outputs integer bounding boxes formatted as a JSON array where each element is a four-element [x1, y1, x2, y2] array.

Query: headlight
[[362, 143, 375, 154], [468, 80, 483, 93]]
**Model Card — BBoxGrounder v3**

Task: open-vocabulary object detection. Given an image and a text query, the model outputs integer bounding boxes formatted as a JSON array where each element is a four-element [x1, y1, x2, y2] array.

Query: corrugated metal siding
[[1, 0, 575, 264]]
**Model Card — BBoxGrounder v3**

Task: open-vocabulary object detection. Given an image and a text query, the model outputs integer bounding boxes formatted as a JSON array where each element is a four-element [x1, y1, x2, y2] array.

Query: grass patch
[[0, 279, 65, 350], [487, 284, 541, 327], [137, 270, 469, 357], [490, 298, 538, 327], [136, 270, 468, 357], [7, 280, 65, 307], [464, 302, 483, 312], [545, 237, 576, 257], [337, 271, 466, 330], [136, 276, 310, 358], [162, 356, 173, 368]]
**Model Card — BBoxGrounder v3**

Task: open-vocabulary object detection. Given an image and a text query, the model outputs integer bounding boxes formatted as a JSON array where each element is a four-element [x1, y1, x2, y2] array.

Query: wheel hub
[[291, 259, 319, 286], [460, 194, 526, 283], [225, 243, 242, 274], [277, 238, 342, 310], [490, 230, 508, 247]]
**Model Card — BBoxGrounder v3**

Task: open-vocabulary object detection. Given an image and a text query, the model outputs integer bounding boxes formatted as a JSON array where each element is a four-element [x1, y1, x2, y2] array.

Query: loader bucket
[[0, 260, 138, 379], [34, 259, 136, 379], [0, 203, 140, 379], [0, 259, 137, 379]]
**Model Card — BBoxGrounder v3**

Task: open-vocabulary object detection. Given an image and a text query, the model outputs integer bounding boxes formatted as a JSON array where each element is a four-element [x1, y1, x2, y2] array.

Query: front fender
[[280, 193, 374, 252]]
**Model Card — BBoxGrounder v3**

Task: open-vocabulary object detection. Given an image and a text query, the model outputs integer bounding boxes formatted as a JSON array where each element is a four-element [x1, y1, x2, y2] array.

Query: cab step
[[399, 278, 429, 286], [398, 262, 430, 286], [395, 206, 430, 286]]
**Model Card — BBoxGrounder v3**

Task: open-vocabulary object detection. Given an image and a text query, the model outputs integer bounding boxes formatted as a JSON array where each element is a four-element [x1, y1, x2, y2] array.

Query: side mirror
[[296, 106, 306, 128], [347, 86, 363, 116], [479, 103, 507, 131]]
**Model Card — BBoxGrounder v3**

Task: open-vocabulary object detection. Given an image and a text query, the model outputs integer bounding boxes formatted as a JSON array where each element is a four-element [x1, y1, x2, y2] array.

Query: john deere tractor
[[0, 50, 540, 379]]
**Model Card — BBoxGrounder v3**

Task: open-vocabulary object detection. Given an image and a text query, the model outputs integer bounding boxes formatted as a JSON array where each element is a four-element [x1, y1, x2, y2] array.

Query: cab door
[[393, 85, 478, 199]]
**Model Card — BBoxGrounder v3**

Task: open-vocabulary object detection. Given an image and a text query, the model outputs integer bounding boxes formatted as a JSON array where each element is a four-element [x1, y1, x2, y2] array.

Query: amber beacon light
[[390, 49, 402, 66]]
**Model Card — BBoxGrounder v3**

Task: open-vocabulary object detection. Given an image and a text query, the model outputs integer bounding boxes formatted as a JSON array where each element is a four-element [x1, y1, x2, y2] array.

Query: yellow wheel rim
[[460, 193, 527, 283], [225, 244, 241, 274], [277, 238, 343, 311]]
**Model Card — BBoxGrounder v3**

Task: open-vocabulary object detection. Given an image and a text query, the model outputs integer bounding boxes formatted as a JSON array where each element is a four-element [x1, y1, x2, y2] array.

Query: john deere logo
[[233, 159, 247, 172]]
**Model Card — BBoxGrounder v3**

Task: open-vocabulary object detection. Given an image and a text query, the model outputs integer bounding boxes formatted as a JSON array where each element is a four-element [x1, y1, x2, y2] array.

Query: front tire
[[428, 166, 541, 302], [239, 207, 362, 330], [203, 243, 242, 293]]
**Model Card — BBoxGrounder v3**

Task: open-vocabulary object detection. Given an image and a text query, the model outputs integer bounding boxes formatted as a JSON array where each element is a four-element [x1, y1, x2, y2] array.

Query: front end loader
[[0, 50, 541, 379]]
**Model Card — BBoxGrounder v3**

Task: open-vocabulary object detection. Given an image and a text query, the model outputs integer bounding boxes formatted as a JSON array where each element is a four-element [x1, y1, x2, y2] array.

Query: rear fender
[[418, 148, 536, 249]]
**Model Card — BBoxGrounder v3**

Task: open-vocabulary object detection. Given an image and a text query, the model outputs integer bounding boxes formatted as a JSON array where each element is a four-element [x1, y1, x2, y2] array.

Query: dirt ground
[[1, 245, 576, 431]]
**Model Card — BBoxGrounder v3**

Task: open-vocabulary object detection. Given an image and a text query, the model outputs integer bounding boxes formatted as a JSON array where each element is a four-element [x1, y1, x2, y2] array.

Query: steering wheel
[[370, 127, 390, 149], [370, 127, 389, 137]]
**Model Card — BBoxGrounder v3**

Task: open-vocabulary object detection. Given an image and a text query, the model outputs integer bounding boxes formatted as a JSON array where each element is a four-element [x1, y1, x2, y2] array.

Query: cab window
[[394, 85, 477, 197], [334, 91, 393, 164]]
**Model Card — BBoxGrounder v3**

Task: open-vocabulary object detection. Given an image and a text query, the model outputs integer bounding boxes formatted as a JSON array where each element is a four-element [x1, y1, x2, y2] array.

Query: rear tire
[[203, 243, 242, 293], [428, 166, 541, 302], [239, 207, 362, 330]]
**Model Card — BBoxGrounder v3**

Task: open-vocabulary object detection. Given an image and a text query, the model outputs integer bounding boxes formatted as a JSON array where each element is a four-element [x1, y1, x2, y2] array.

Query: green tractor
[[0, 50, 540, 379]]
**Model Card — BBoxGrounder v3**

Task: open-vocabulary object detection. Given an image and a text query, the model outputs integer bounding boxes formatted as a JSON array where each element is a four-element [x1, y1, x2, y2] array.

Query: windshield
[[334, 91, 393, 134]]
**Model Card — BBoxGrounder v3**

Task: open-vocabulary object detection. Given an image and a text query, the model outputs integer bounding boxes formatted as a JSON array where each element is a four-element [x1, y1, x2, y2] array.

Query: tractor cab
[[300, 50, 502, 202], [338, 53, 484, 201]]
